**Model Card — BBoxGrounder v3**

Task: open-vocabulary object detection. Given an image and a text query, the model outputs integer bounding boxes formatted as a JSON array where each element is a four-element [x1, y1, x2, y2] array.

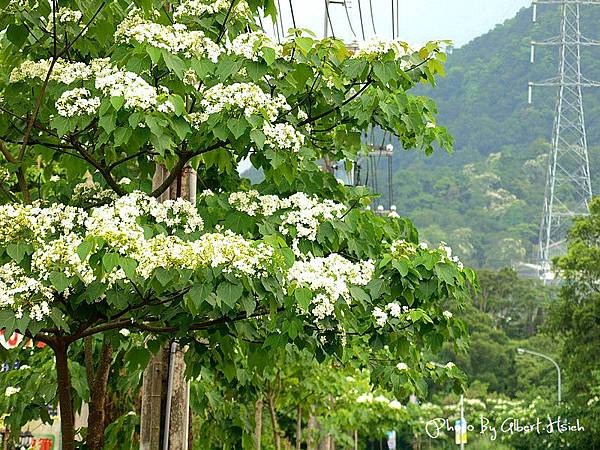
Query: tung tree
[[0, 0, 473, 448]]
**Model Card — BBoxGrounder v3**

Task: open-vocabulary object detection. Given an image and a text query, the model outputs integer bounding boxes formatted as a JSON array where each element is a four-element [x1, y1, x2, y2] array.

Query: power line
[[276, 0, 285, 37], [324, 0, 336, 38], [343, 1, 357, 37], [357, 0, 366, 40], [391, 0, 395, 38], [368, 0, 377, 34], [288, 0, 297, 28]]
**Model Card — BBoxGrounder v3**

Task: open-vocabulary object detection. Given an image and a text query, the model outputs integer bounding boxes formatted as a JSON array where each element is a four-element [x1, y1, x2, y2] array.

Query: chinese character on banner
[[32, 437, 54, 450], [386, 431, 396, 450], [455, 419, 467, 445]]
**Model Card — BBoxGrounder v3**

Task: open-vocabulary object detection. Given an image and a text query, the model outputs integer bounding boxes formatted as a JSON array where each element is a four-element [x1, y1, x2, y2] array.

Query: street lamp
[[516, 348, 561, 404]]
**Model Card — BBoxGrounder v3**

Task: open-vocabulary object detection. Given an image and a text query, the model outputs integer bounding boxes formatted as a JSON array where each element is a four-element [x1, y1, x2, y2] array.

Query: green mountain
[[391, 4, 600, 269]]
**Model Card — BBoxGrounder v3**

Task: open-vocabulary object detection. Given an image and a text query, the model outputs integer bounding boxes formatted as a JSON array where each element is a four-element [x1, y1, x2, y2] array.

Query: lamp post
[[516, 348, 561, 404]]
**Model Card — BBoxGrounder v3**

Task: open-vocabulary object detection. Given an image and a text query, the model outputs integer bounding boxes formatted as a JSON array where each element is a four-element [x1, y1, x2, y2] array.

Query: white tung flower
[[442, 310, 453, 319], [4, 386, 20, 397], [55, 88, 100, 117], [396, 362, 408, 371], [372, 307, 388, 327]]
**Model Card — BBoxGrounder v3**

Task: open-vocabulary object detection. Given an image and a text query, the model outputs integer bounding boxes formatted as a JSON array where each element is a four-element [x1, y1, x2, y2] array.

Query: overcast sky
[[274, 0, 532, 48]]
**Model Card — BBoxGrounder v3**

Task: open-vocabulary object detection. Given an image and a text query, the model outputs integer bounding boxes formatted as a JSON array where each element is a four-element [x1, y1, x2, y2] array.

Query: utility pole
[[528, 0, 600, 281], [140, 165, 195, 450]]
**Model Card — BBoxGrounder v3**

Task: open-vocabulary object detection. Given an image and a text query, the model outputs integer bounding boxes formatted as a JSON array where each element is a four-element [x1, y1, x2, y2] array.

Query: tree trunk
[[87, 339, 112, 450], [54, 339, 75, 450], [255, 398, 263, 450], [295, 404, 301, 450], [267, 392, 281, 450], [354, 430, 358, 450]]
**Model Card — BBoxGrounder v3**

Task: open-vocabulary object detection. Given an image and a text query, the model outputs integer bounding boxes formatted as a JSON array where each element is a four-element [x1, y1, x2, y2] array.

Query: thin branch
[[107, 149, 157, 171], [69, 139, 127, 196], [150, 142, 224, 198], [298, 79, 373, 127], [57, 1, 107, 58]]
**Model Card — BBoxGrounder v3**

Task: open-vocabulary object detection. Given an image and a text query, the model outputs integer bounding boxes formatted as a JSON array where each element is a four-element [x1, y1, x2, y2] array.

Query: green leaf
[[49, 272, 71, 293], [217, 281, 243, 309], [77, 241, 94, 262], [146, 46, 162, 64], [184, 284, 211, 315], [119, 257, 138, 280], [6, 243, 29, 263], [50, 307, 70, 331], [434, 263, 457, 285], [169, 95, 185, 116], [349, 286, 370, 304], [295, 37, 314, 55], [294, 287, 312, 312], [6, 24, 29, 48], [102, 253, 120, 272], [162, 51, 186, 78], [373, 61, 396, 85], [227, 116, 248, 139], [262, 47, 276, 65], [171, 117, 191, 140], [110, 96, 125, 112], [250, 129, 265, 149], [155, 268, 173, 287], [241, 296, 256, 315]]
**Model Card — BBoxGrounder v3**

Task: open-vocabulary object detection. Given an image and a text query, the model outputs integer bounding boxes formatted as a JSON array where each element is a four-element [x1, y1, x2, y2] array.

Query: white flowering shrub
[[0, 1, 467, 448]]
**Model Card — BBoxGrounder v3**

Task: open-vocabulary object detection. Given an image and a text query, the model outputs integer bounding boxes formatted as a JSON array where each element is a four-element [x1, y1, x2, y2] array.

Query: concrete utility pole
[[140, 165, 196, 450], [529, 0, 600, 282]]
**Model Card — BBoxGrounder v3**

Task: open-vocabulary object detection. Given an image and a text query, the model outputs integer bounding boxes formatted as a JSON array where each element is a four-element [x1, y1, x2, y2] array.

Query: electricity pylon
[[528, 0, 600, 281]]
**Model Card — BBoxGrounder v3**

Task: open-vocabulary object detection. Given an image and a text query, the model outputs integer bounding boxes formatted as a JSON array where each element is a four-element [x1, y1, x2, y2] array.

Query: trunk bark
[[54, 340, 75, 450], [354, 430, 358, 450], [267, 393, 281, 450], [295, 404, 302, 450], [87, 339, 113, 450], [255, 398, 263, 450]]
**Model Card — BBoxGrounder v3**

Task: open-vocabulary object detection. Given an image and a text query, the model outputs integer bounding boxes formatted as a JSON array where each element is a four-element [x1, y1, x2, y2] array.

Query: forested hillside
[[392, 4, 600, 268]]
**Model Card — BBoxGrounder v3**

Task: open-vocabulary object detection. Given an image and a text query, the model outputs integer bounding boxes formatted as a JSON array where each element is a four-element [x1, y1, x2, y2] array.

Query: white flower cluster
[[55, 88, 101, 117], [0, 192, 279, 321], [134, 230, 274, 279], [0, 263, 53, 321], [46, 7, 83, 27], [288, 254, 373, 320], [10, 58, 171, 112], [173, 0, 249, 20], [279, 193, 346, 244], [373, 302, 412, 327], [356, 392, 404, 410], [352, 37, 412, 60], [4, 386, 21, 397], [227, 191, 346, 254], [263, 122, 305, 153], [72, 181, 118, 204], [228, 191, 282, 216], [200, 82, 291, 122], [93, 59, 164, 110], [226, 32, 283, 61], [115, 13, 222, 62], [9, 58, 92, 84], [438, 241, 464, 270]]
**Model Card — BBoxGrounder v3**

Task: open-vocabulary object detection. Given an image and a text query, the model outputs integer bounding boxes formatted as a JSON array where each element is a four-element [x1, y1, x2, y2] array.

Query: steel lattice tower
[[528, 0, 600, 280]]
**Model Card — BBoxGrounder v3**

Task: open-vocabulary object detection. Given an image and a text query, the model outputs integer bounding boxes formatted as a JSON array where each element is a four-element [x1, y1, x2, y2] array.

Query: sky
[[274, 0, 532, 48]]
